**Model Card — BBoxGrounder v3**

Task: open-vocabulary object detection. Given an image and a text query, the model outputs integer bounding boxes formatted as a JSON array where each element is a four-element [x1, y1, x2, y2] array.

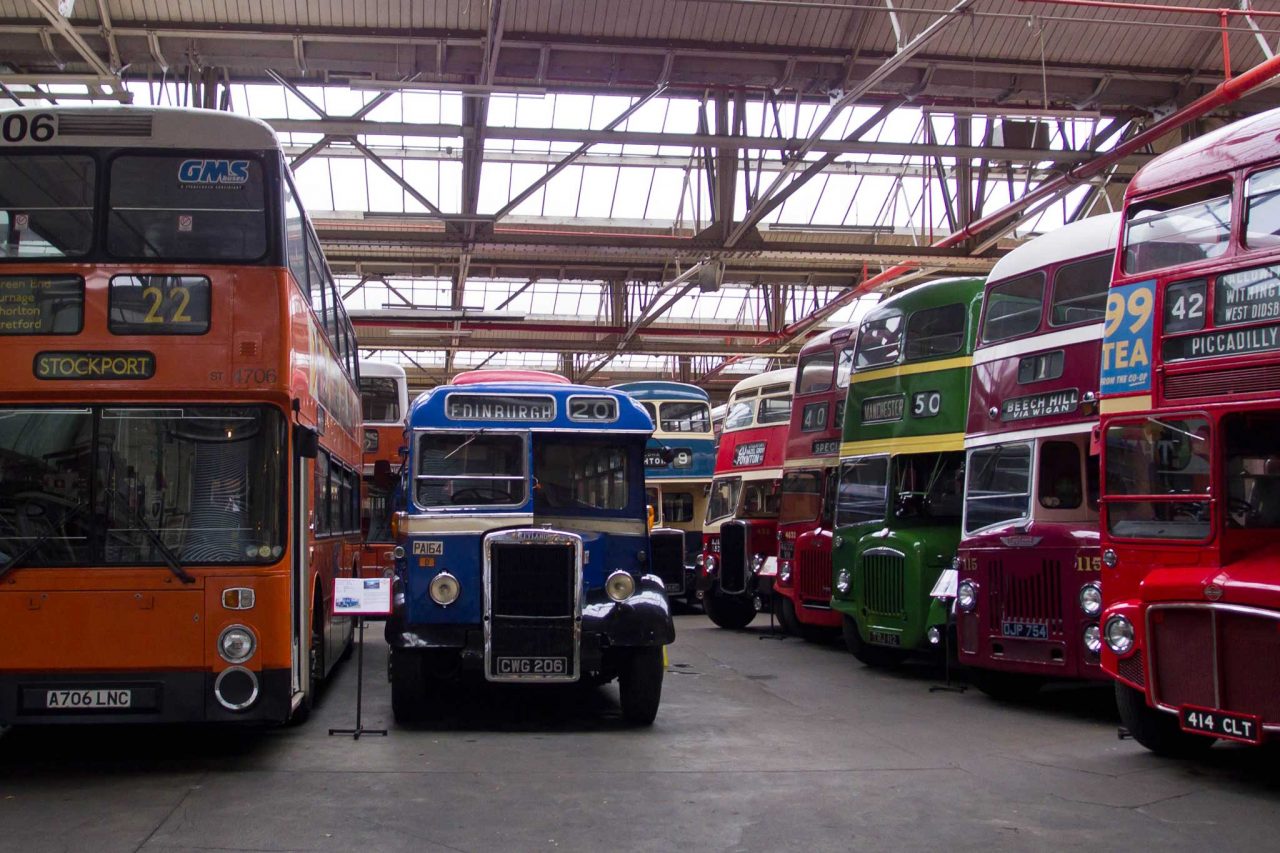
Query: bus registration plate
[[495, 657, 569, 676], [1179, 704, 1262, 745], [1001, 620, 1049, 640], [45, 688, 131, 709], [868, 629, 900, 646]]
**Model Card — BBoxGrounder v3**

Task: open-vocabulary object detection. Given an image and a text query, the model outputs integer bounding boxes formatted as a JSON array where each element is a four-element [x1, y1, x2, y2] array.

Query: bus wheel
[[776, 596, 802, 635], [841, 615, 905, 668], [704, 592, 757, 629], [390, 648, 429, 724], [1115, 682, 1215, 757], [970, 670, 1044, 702], [619, 646, 664, 726]]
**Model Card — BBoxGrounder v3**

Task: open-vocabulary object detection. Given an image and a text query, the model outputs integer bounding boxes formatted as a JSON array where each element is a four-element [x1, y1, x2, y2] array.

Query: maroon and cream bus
[[774, 327, 855, 639], [955, 213, 1119, 697]]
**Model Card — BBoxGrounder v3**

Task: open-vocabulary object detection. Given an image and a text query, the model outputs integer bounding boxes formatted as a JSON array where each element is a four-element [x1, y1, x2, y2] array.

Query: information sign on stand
[[928, 568, 966, 694], [329, 577, 391, 739]]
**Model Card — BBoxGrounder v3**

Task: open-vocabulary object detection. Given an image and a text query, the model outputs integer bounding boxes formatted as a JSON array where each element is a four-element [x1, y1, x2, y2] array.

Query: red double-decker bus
[[0, 106, 360, 724], [1100, 106, 1280, 753], [698, 368, 793, 629], [955, 213, 1118, 697], [358, 360, 408, 580], [774, 327, 855, 639]]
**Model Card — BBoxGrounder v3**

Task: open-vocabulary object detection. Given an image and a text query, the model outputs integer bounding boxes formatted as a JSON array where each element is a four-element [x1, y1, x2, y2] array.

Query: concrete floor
[[2, 613, 1279, 852]]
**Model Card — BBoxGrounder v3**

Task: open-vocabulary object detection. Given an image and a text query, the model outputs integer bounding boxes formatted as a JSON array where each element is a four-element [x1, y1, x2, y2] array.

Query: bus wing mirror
[[294, 425, 318, 459], [373, 459, 394, 491], [398, 445, 409, 459]]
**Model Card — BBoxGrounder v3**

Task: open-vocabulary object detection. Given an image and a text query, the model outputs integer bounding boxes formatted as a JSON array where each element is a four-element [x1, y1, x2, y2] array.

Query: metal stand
[[929, 600, 967, 694], [329, 617, 388, 739], [759, 591, 788, 641]]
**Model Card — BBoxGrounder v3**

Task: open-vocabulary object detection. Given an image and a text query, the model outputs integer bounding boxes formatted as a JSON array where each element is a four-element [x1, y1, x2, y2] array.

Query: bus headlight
[[704, 555, 717, 575], [751, 554, 765, 574], [1079, 582, 1102, 617], [606, 570, 636, 602], [218, 625, 256, 664], [1104, 615, 1135, 656], [429, 572, 460, 606], [779, 561, 792, 583], [956, 581, 977, 612], [392, 545, 405, 560], [1083, 623, 1102, 654], [836, 569, 851, 595]]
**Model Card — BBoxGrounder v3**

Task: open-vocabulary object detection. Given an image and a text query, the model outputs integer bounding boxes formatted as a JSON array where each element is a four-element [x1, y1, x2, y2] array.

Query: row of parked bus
[[672, 106, 1280, 756]]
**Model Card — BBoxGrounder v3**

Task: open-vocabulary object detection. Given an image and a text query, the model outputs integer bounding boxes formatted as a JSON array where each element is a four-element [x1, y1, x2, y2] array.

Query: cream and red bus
[[0, 106, 361, 724]]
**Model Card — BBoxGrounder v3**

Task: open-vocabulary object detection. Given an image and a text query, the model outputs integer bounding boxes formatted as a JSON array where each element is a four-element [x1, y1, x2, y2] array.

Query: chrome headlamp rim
[[1104, 614, 1135, 656], [217, 624, 257, 664], [956, 580, 977, 612], [429, 571, 461, 606], [606, 570, 636, 602], [1083, 622, 1102, 654], [1079, 581, 1103, 617], [835, 568, 851, 595]]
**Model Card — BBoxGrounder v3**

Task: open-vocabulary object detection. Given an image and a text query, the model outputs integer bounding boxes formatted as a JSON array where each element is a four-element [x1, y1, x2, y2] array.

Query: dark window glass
[[1124, 181, 1232, 274], [706, 477, 741, 524], [314, 452, 331, 536], [0, 275, 83, 335], [723, 400, 754, 431], [363, 477, 392, 543], [307, 238, 327, 325], [780, 470, 821, 524], [983, 273, 1044, 343], [640, 401, 657, 422], [836, 346, 854, 388], [416, 432, 524, 508], [1244, 167, 1280, 250], [797, 351, 835, 394], [836, 456, 887, 526], [284, 181, 308, 296], [965, 443, 1032, 534], [1105, 417, 1210, 539], [1039, 441, 1082, 509], [661, 491, 694, 523], [108, 275, 210, 335], [0, 406, 286, 567], [1050, 255, 1111, 327], [659, 401, 711, 433], [758, 395, 792, 425], [739, 478, 781, 519], [855, 312, 902, 368], [361, 377, 401, 423], [0, 154, 95, 259], [534, 435, 633, 513], [1225, 412, 1280, 529], [894, 451, 964, 523], [107, 155, 266, 260], [905, 303, 966, 360]]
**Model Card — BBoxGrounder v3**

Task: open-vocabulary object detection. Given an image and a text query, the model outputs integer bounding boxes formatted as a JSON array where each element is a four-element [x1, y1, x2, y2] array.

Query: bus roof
[[452, 369, 570, 385], [409, 380, 653, 432], [1129, 106, 1280, 197], [985, 213, 1121, 284], [797, 323, 857, 357], [0, 106, 280, 151], [610, 380, 709, 402], [358, 360, 407, 380], [729, 367, 795, 397], [865, 276, 985, 321]]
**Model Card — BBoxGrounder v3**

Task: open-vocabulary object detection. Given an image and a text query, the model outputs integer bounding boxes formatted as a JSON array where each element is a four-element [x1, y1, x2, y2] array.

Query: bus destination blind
[[0, 275, 83, 335], [446, 394, 555, 421]]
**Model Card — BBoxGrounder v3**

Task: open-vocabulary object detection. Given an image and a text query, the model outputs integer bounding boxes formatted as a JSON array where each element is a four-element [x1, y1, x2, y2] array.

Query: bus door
[[291, 424, 319, 704]]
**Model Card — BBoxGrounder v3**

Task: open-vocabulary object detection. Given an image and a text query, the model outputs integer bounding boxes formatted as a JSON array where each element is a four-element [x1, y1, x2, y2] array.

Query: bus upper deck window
[[1123, 181, 1231, 275], [982, 272, 1044, 343], [905, 303, 966, 360], [0, 154, 95, 259], [796, 351, 835, 394], [1050, 255, 1111, 327], [855, 311, 903, 368], [1245, 166, 1280, 250]]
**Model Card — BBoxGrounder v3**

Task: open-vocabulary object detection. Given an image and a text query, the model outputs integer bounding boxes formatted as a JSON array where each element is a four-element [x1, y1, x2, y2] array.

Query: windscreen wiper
[[0, 501, 85, 583], [110, 490, 195, 585]]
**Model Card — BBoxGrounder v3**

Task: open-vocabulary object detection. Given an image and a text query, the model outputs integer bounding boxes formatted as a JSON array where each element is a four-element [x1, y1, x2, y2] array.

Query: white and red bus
[[358, 360, 408, 580], [955, 213, 1119, 697], [0, 106, 361, 724], [698, 368, 793, 629], [1100, 106, 1280, 753], [774, 327, 855, 639]]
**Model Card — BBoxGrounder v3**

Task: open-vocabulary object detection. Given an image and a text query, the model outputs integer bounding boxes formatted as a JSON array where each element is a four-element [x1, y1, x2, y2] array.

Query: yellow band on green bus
[[840, 432, 966, 457], [847, 355, 973, 386]]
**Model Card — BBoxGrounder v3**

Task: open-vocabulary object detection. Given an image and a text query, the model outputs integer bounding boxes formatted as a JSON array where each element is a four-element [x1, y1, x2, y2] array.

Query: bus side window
[[283, 179, 308, 296], [314, 452, 330, 536]]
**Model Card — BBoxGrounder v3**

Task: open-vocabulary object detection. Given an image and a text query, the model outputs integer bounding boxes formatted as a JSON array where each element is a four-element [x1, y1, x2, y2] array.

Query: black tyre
[[1115, 682, 1216, 757], [390, 647, 429, 724], [704, 592, 757, 629], [776, 596, 802, 636], [969, 669, 1044, 702], [619, 646, 665, 726], [841, 615, 905, 668]]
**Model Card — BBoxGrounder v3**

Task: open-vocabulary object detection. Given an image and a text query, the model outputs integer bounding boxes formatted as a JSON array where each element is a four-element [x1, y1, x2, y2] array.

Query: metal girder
[[266, 68, 328, 118], [346, 138, 448, 218]]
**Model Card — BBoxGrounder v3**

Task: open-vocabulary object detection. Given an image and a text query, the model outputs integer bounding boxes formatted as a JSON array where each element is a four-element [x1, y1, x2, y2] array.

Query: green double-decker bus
[[831, 277, 984, 665]]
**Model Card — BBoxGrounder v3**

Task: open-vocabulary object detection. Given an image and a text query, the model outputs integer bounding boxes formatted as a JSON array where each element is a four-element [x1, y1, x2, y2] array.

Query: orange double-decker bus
[[358, 360, 408, 580], [0, 106, 360, 724]]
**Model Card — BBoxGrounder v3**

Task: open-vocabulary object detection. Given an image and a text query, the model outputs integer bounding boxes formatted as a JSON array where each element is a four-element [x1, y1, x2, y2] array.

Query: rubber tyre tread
[[776, 596, 803, 636], [619, 646, 665, 726], [704, 592, 757, 630], [390, 648, 430, 724], [841, 615, 905, 668], [1115, 681, 1216, 757]]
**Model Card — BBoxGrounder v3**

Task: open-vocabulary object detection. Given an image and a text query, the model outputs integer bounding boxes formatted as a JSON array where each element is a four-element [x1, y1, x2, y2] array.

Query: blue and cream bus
[[386, 370, 676, 724], [611, 381, 715, 602]]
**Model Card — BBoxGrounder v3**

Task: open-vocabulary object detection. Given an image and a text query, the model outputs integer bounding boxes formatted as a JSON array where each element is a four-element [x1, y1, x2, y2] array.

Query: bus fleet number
[[233, 368, 277, 385], [2, 113, 55, 143], [912, 391, 942, 418]]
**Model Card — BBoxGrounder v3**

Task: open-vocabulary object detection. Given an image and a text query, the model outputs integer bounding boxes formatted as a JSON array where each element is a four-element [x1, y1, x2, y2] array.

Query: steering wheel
[[451, 486, 513, 505]]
